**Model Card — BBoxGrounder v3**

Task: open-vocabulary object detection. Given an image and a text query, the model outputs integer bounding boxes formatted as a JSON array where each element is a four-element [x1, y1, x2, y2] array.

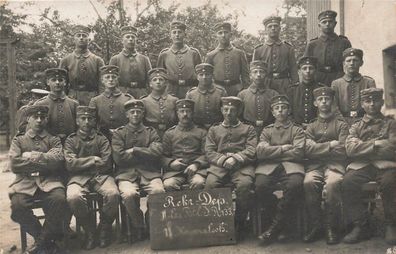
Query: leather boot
[[385, 225, 396, 245], [258, 213, 283, 245], [133, 227, 148, 242], [303, 224, 323, 243], [325, 209, 339, 245], [343, 222, 371, 244], [98, 215, 113, 248]]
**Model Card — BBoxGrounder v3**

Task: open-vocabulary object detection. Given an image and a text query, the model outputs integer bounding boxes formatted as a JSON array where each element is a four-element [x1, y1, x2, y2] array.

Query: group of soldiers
[[8, 8, 396, 254]]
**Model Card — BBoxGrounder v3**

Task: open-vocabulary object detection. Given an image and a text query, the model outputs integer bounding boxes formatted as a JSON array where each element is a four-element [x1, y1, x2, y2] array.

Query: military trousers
[[118, 177, 164, 229], [163, 173, 205, 191], [10, 187, 67, 242], [342, 166, 396, 226], [304, 168, 343, 227], [66, 177, 120, 223]]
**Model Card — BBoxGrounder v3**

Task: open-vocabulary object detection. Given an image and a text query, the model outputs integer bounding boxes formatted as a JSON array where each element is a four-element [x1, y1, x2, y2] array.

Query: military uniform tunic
[[205, 45, 250, 96], [157, 45, 202, 98], [109, 50, 152, 98], [253, 40, 298, 94], [185, 85, 227, 128], [305, 33, 351, 86]]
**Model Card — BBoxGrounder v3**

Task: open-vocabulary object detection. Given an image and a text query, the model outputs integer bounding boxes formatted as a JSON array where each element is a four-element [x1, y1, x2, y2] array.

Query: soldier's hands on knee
[[223, 157, 237, 170], [170, 158, 188, 171], [184, 163, 199, 176]]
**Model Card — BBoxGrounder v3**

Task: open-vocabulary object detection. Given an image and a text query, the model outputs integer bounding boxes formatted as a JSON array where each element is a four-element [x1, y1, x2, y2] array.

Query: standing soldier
[[253, 16, 298, 94], [305, 10, 352, 86], [60, 25, 105, 105], [331, 48, 376, 125], [112, 99, 165, 242], [65, 106, 120, 250], [205, 97, 256, 240], [303, 87, 349, 245], [287, 56, 324, 127], [238, 60, 278, 135], [205, 22, 249, 96], [157, 19, 202, 98], [141, 68, 178, 137], [255, 95, 305, 245], [89, 65, 134, 139], [186, 63, 227, 129], [109, 26, 152, 99], [9, 105, 67, 254], [162, 99, 208, 191], [34, 68, 79, 143], [342, 88, 396, 245]]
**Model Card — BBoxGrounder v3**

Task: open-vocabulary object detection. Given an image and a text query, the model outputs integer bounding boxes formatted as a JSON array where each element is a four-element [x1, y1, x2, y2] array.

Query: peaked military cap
[[195, 63, 214, 74], [318, 10, 337, 21], [221, 96, 243, 108], [120, 26, 138, 37], [73, 25, 90, 35], [313, 87, 335, 99], [77, 106, 96, 117], [343, 48, 363, 60], [26, 105, 49, 117], [148, 68, 168, 80], [214, 22, 232, 32], [170, 19, 186, 31], [263, 16, 282, 26], [100, 65, 119, 76], [176, 99, 195, 110], [45, 68, 67, 79], [31, 88, 50, 96], [250, 60, 268, 71], [124, 99, 145, 111], [297, 56, 318, 68], [270, 95, 290, 107], [360, 88, 383, 100]]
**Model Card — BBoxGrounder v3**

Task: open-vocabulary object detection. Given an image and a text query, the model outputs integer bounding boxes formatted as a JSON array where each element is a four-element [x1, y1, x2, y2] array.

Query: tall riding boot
[[81, 216, 96, 250], [98, 214, 113, 248], [258, 209, 284, 245], [325, 209, 339, 245], [343, 220, 371, 244]]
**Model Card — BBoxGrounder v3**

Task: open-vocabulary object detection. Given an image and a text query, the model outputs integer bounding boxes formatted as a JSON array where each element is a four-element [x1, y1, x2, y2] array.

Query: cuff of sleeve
[[232, 153, 245, 164], [217, 156, 228, 167], [30, 151, 42, 162]]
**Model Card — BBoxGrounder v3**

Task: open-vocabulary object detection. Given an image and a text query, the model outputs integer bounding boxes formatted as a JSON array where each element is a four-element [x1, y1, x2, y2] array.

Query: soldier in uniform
[[255, 95, 305, 244], [205, 96, 256, 239], [253, 16, 298, 94], [34, 68, 79, 143], [186, 63, 227, 129], [109, 26, 152, 99], [205, 22, 249, 96], [60, 25, 105, 105], [287, 56, 324, 127], [162, 99, 208, 191], [331, 48, 376, 125], [16, 88, 50, 134], [303, 87, 349, 244], [157, 19, 202, 98], [9, 105, 67, 254], [89, 65, 134, 139], [304, 10, 352, 86], [238, 60, 278, 136], [141, 68, 178, 138], [342, 88, 396, 245], [65, 106, 120, 249], [112, 99, 165, 241]]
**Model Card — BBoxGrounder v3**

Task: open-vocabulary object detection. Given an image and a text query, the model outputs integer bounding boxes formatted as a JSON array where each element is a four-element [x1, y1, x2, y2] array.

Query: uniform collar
[[73, 49, 91, 58], [77, 129, 96, 140], [170, 44, 189, 54], [216, 44, 233, 51], [274, 120, 292, 129], [300, 80, 316, 87], [265, 39, 282, 46], [221, 121, 241, 128], [122, 48, 137, 57], [48, 92, 66, 101], [362, 113, 385, 123], [342, 73, 362, 82], [26, 129, 48, 139], [126, 123, 145, 132], [103, 88, 122, 98], [319, 33, 337, 41], [249, 83, 268, 94], [318, 113, 335, 123], [176, 123, 195, 131], [150, 93, 168, 100], [198, 85, 216, 94]]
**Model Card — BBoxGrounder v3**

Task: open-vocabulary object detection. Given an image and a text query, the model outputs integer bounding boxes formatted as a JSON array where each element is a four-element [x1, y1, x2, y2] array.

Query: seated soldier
[[112, 99, 165, 242], [303, 87, 348, 244], [162, 99, 208, 191], [205, 96, 256, 240], [9, 105, 67, 254], [64, 106, 120, 249], [342, 88, 396, 245], [255, 95, 305, 245], [141, 68, 178, 138]]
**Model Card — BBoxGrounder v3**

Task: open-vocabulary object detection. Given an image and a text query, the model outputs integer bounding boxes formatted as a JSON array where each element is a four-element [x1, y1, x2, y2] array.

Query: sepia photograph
[[0, 0, 395, 253]]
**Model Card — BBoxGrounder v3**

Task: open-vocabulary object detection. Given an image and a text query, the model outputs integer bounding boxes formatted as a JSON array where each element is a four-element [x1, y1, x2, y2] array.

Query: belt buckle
[[30, 172, 39, 177], [178, 80, 186, 86], [256, 120, 264, 127], [273, 73, 280, 78], [158, 124, 166, 131], [224, 80, 231, 85], [350, 111, 358, 117], [130, 82, 138, 88], [324, 66, 332, 72]]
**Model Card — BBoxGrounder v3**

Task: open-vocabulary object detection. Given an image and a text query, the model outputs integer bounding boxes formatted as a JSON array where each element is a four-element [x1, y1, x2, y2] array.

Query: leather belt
[[269, 72, 288, 79], [214, 79, 240, 86], [319, 66, 338, 73]]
